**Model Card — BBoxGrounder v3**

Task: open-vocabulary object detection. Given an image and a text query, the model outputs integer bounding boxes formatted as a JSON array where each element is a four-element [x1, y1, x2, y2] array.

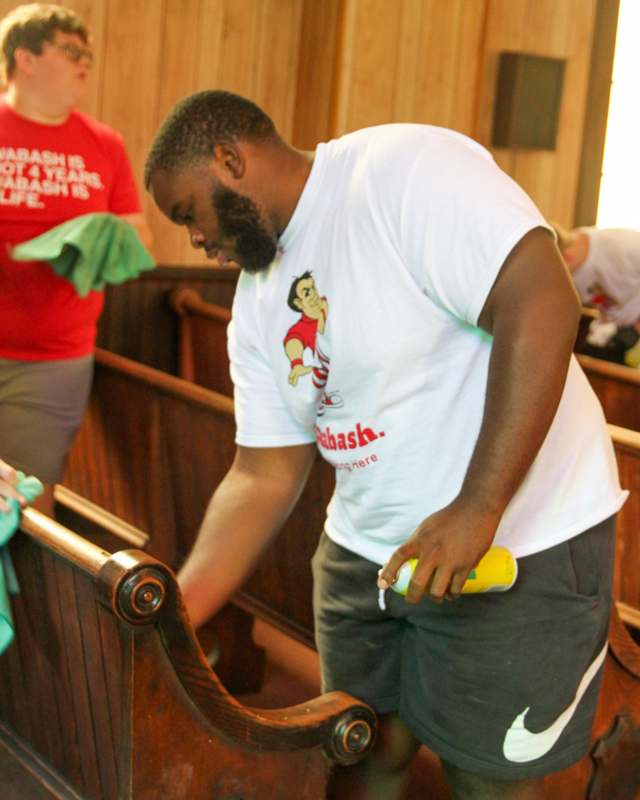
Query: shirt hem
[[401, 707, 589, 781], [0, 347, 95, 361], [324, 491, 628, 566], [235, 433, 317, 448], [503, 492, 629, 559]]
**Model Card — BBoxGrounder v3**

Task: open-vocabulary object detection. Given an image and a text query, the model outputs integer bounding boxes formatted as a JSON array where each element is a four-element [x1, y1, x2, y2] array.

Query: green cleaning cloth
[[11, 212, 155, 297], [0, 473, 43, 655]]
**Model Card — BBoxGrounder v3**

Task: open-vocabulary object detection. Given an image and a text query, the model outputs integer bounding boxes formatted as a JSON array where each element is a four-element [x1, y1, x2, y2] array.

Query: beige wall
[[0, 0, 599, 263]]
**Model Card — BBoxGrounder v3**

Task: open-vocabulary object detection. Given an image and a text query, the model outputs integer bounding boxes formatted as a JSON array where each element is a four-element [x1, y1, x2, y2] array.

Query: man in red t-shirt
[[0, 3, 152, 514]]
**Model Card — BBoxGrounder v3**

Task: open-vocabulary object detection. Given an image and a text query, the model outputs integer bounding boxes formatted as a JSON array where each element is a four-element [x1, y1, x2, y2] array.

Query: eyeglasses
[[51, 42, 94, 66]]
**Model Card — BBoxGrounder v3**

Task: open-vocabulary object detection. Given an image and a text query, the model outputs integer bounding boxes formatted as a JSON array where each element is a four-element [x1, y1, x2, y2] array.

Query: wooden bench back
[[0, 509, 375, 799], [170, 287, 234, 396], [65, 348, 333, 646], [64, 349, 640, 644], [578, 354, 640, 432], [97, 266, 239, 375], [165, 290, 640, 618]]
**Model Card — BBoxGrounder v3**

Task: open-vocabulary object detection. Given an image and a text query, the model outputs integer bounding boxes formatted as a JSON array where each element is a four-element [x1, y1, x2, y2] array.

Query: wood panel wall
[[0, 0, 610, 263]]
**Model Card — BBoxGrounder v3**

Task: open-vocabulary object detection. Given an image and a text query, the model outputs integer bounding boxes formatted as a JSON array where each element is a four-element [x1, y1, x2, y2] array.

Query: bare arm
[[118, 212, 154, 252], [178, 442, 317, 629], [379, 227, 581, 601]]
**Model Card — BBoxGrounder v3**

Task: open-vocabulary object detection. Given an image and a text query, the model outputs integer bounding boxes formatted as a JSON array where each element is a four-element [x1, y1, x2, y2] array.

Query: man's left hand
[[377, 500, 498, 603]]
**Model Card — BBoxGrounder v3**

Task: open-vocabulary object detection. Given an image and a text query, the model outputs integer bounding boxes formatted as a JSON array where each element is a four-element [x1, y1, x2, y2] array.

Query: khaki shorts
[[312, 516, 616, 780], [0, 356, 93, 484]]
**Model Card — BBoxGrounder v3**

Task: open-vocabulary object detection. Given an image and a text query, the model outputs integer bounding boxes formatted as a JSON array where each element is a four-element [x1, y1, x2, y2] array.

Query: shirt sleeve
[[228, 279, 317, 448], [397, 136, 551, 325]]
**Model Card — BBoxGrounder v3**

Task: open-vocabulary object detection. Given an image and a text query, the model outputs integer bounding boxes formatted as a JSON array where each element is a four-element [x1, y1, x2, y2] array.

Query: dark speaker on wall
[[492, 52, 566, 150]]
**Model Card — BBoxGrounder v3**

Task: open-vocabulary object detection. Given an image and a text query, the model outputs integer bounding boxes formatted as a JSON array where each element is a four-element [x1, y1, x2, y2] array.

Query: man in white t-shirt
[[145, 91, 626, 800], [553, 222, 640, 367]]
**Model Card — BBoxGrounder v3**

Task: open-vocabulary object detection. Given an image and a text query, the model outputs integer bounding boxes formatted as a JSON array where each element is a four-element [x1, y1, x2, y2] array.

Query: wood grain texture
[[0, 511, 376, 798], [477, 0, 597, 222], [0, 0, 610, 257], [579, 355, 640, 432]]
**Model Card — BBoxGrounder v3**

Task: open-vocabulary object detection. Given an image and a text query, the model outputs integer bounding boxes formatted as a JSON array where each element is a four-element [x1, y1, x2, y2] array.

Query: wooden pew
[[64, 349, 640, 648], [64, 348, 332, 654], [164, 291, 640, 615], [97, 265, 239, 375], [169, 287, 233, 396], [2, 513, 639, 800], [0, 508, 375, 799], [543, 605, 640, 800], [577, 354, 640, 432], [58, 351, 640, 797], [168, 290, 640, 436]]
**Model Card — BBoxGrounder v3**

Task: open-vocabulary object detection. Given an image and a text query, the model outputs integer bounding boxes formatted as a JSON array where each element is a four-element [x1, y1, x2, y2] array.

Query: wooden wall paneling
[[292, 0, 342, 149], [213, 0, 261, 96], [511, 0, 596, 222], [472, 0, 525, 175], [0, 1, 20, 24], [148, 0, 206, 266], [389, 0, 424, 123], [253, 0, 303, 142], [401, 0, 486, 133], [63, 0, 108, 119], [574, 0, 620, 227], [478, 0, 597, 221], [505, 0, 572, 216], [99, 0, 165, 255], [547, 7, 596, 225], [332, 0, 403, 134], [337, 0, 486, 132]]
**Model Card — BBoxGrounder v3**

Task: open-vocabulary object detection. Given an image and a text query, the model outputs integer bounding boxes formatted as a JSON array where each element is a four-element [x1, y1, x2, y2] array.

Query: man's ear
[[212, 142, 246, 181], [13, 47, 39, 77]]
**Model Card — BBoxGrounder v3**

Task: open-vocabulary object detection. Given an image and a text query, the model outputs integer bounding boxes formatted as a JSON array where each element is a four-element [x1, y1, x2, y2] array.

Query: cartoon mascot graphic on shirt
[[283, 271, 343, 413]]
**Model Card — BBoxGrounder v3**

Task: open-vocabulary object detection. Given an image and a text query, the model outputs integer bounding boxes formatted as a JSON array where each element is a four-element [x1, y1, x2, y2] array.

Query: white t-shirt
[[229, 124, 627, 565], [574, 226, 640, 326]]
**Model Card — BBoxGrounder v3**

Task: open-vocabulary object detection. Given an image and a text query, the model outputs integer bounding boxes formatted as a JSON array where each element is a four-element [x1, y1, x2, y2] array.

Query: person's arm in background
[[379, 227, 581, 601], [178, 442, 316, 629], [118, 211, 153, 251]]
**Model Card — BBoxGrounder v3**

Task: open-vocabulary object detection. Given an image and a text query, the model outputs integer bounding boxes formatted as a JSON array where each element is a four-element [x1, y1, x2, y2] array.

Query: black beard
[[211, 185, 277, 273]]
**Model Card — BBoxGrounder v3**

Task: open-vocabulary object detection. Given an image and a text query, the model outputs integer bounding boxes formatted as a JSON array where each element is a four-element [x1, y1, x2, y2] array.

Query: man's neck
[[5, 84, 71, 125], [267, 145, 314, 237]]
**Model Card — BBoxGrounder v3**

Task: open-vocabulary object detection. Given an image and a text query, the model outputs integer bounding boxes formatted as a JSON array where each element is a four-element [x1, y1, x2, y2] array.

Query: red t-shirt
[[0, 101, 141, 359]]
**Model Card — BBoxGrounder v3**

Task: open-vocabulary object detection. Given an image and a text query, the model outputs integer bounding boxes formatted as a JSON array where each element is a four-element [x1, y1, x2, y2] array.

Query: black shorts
[[312, 517, 616, 780]]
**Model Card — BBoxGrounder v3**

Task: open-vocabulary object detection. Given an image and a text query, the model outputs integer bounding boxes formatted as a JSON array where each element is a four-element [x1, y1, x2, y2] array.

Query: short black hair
[[287, 271, 313, 311], [144, 90, 278, 187]]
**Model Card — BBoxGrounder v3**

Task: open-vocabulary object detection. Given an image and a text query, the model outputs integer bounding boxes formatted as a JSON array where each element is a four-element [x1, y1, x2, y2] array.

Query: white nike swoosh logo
[[503, 640, 608, 763]]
